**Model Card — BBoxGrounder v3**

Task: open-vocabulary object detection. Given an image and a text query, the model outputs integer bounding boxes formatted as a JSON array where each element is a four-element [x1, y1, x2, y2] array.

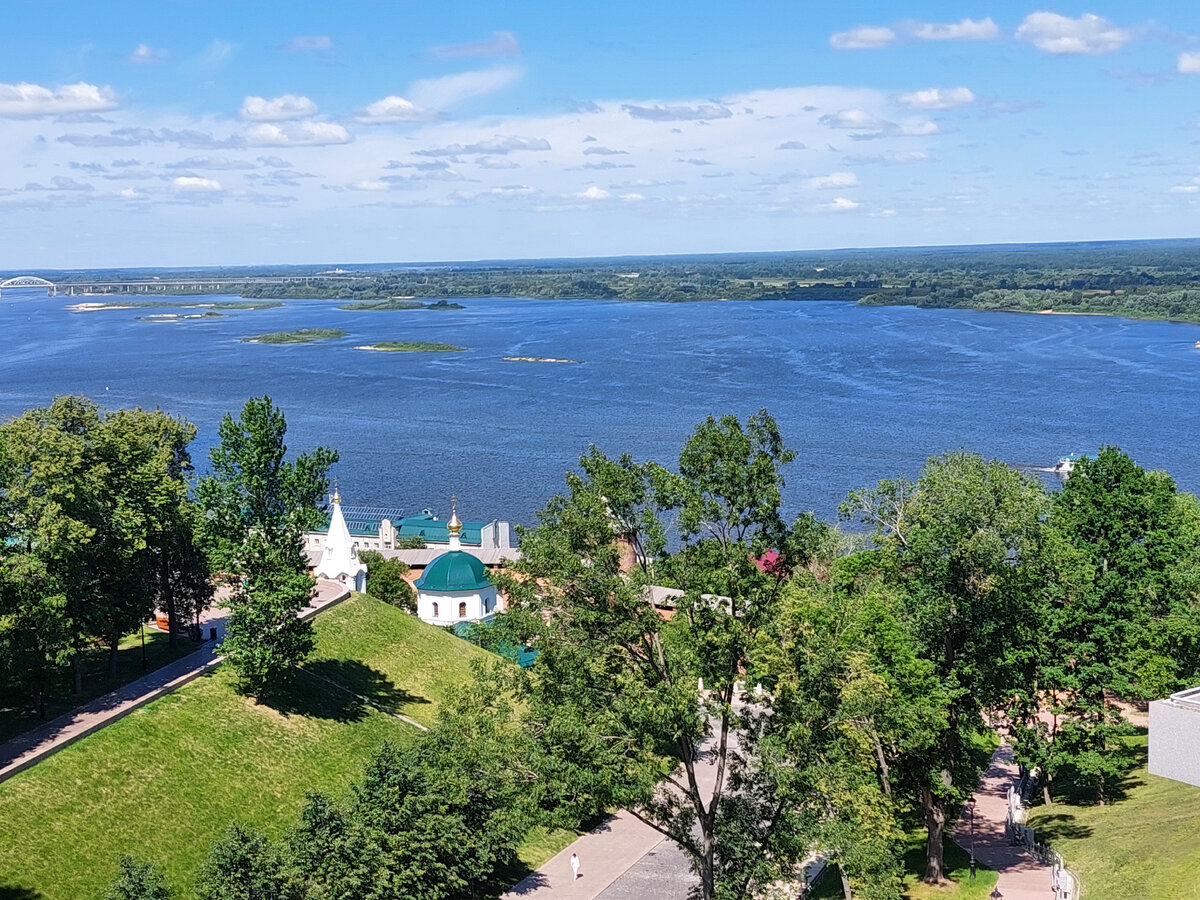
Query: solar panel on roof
[[339, 506, 407, 520]]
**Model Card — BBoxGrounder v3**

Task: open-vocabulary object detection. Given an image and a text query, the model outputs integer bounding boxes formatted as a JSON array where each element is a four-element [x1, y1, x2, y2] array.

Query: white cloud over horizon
[[238, 94, 318, 121], [908, 18, 1000, 41], [1015, 12, 1132, 55], [0, 82, 118, 118], [897, 87, 975, 110], [830, 26, 896, 49]]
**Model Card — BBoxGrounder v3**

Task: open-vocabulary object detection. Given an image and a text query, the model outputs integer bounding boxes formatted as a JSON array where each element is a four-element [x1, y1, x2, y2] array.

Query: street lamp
[[967, 798, 977, 879]]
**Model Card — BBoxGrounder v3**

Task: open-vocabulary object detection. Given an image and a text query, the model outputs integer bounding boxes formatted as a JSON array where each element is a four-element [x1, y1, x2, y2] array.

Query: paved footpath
[[0, 579, 349, 784], [953, 744, 1055, 900]]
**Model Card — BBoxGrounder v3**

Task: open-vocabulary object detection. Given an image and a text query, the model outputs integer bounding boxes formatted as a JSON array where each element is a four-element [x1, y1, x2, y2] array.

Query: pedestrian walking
[[570, 852, 580, 881]]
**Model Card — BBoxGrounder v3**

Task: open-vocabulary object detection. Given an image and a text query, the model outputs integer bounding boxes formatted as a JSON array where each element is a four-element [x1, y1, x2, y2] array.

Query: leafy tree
[[194, 824, 294, 900], [195, 395, 337, 572], [849, 452, 1051, 884], [197, 397, 336, 694], [1041, 447, 1200, 801], [350, 679, 536, 899], [105, 856, 171, 900], [219, 532, 316, 696], [289, 792, 379, 900], [358, 550, 414, 611], [502, 411, 835, 900]]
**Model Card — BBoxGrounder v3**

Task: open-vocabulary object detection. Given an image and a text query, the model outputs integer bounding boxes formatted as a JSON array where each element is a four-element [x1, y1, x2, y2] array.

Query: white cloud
[[172, 176, 222, 191], [830, 26, 896, 49], [244, 122, 351, 146], [1015, 12, 1131, 55], [910, 18, 999, 41], [1170, 184, 1199, 194], [620, 192, 645, 202], [897, 87, 975, 110], [819, 108, 882, 130], [896, 119, 939, 136], [414, 135, 551, 156], [285, 35, 333, 53], [356, 95, 432, 124], [350, 180, 391, 192], [809, 172, 858, 189], [825, 197, 860, 211], [429, 31, 521, 59], [409, 66, 522, 110], [0, 82, 118, 118], [129, 43, 168, 64], [577, 186, 611, 200], [1179, 52, 1200, 74], [845, 150, 932, 165], [777, 141, 808, 150], [622, 103, 733, 121], [239, 94, 318, 121]]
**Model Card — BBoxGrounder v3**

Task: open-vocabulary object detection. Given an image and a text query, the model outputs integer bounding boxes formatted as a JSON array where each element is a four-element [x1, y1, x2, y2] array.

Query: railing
[[1006, 777, 1081, 900]]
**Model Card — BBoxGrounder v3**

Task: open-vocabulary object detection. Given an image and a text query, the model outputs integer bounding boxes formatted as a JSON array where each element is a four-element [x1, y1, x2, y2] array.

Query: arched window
[[432, 602, 439, 618], [459, 601, 467, 618]]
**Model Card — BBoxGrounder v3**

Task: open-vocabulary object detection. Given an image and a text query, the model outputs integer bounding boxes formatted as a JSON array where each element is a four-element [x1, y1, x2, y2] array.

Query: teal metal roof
[[397, 512, 485, 546], [415, 550, 492, 592], [315, 508, 486, 546]]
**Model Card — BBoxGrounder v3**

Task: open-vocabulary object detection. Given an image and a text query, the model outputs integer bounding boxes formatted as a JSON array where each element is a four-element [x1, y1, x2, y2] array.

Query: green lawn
[[809, 834, 998, 900], [0, 594, 491, 899], [1027, 736, 1200, 900], [0, 628, 201, 744]]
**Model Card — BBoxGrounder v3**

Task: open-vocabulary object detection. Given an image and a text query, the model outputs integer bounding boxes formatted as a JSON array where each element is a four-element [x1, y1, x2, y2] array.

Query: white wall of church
[[417, 585, 500, 626]]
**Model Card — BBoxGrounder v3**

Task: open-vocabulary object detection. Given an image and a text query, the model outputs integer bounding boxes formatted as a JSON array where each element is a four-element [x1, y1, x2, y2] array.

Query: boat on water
[[1055, 454, 1082, 476]]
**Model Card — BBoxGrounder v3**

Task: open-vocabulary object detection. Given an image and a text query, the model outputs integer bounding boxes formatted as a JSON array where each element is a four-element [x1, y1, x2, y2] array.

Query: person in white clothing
[[570, 852, 581, 881]]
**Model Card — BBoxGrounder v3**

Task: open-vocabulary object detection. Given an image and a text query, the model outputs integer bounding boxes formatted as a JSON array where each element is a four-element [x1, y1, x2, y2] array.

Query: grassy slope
[[1027, 736, 1200, 900], [0, 594, 489, 900], [0, 629, 200, 744]]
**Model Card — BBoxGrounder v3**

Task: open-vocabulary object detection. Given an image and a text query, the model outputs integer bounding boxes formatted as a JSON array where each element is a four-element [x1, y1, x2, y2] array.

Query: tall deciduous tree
[[196, 397, 336, 695], [105, 856, 171, 900], [849, 452, 1051, 884], [503, 411, 835, 900]]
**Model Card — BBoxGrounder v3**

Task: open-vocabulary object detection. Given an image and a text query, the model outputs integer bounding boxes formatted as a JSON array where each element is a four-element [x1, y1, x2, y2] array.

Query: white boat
[[1055, 454, 1080, 476]]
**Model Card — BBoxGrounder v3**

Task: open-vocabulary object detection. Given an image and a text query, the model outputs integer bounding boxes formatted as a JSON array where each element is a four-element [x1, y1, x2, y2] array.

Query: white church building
[[312, 490, 368, 592], [413, 501, 501, 626]]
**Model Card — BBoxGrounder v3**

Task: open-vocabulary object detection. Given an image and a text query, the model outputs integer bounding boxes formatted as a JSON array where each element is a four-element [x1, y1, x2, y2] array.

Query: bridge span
[[0, 273, 366, 299]]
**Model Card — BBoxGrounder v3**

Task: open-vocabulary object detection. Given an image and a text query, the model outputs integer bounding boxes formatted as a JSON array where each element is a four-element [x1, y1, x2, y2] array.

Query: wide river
[[2, 291, 1197, 526]]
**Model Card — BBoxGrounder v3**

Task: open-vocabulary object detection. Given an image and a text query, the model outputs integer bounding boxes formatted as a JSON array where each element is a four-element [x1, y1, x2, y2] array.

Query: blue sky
[[2, 1, 1200, 267]]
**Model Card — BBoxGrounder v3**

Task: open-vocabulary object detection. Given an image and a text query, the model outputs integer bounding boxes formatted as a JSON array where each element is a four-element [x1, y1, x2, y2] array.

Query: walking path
[[953, 744, 1055, 899], [0, 579, 349, 784]]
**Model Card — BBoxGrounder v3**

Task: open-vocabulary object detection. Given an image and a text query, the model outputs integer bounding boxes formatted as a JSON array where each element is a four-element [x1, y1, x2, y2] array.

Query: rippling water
[[2, 290, 1197, 524]]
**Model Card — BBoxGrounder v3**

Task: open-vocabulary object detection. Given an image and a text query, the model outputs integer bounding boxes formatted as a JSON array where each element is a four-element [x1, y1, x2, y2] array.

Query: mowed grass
[[0, 628, 201, 744], [809, 834, 998, 900], [0, 594, 490, 900], [1027, 736, 1200, 900]]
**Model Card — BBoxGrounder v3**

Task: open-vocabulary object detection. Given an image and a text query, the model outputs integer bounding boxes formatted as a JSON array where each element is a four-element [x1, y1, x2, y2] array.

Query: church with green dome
[[414, 499, 502, 626]]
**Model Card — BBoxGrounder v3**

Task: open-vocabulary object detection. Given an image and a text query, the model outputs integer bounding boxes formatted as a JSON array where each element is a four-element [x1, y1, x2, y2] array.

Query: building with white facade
[[414, 501, 501, 626], [312, 490, 368, 592]]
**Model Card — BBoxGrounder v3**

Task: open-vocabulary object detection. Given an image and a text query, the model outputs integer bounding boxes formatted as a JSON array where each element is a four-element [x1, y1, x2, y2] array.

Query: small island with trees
[[355, 341, 466, 352], [243, 328, 349, 344]]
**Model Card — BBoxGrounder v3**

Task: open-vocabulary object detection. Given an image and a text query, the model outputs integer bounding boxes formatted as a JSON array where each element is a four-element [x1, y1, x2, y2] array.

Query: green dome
[[415, 551, 492, 593]]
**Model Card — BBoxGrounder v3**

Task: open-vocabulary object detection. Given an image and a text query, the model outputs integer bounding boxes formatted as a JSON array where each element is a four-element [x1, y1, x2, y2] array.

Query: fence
[[1006, 775, 1081, 900]]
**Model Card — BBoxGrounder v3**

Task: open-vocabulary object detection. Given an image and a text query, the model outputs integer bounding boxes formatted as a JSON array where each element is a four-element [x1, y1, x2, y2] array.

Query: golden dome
[[447, 494, 462, 534]]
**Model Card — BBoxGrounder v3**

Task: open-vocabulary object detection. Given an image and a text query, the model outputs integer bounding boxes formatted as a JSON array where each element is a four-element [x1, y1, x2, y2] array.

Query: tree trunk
[[700, 828, 716, 900], [72, 651, 83, 696], [162, 547, 178, 647], [839, 863, 854, 900], [921, 786, 947, 884], [107, 636, 119, 678], [872, 729, 892, 796], [1043, 784, 1052, 806]]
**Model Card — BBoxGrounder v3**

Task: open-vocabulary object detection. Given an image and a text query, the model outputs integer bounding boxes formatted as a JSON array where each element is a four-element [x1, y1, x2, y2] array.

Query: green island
[[356, 341, 466, 352], [339, 297, 467, 311], [243, 328, 348, 344]]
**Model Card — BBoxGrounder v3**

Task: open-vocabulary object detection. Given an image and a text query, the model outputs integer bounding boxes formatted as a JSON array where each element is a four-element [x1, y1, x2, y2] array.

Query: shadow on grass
[[1052, 740, 1148, 806], [261, 659, 429, 723], [1032, 812, 1094, 841], [0, 886, 44, 900]]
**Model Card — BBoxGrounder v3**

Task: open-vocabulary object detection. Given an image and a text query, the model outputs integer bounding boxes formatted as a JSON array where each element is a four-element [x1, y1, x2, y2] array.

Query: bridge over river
[[0, 273, 367, 299]]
